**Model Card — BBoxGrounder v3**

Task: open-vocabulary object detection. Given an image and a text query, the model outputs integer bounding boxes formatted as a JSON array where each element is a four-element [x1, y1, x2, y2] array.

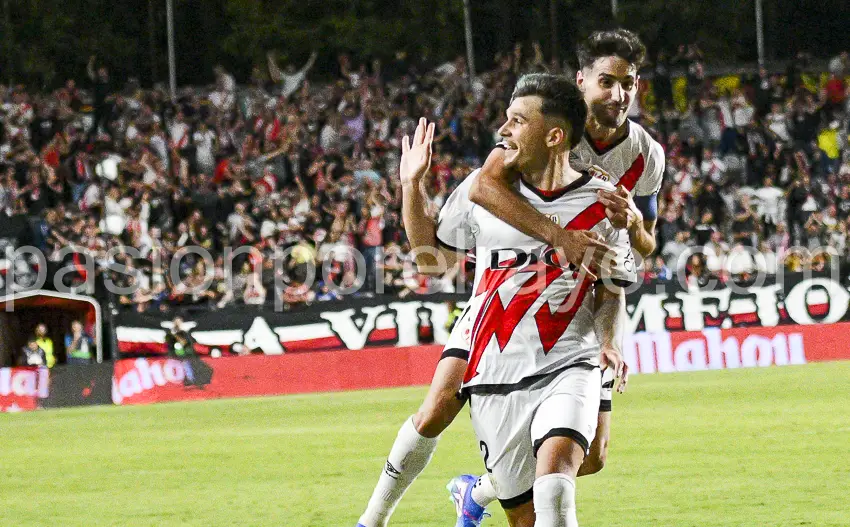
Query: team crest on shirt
[[587, 164, 612, 182]]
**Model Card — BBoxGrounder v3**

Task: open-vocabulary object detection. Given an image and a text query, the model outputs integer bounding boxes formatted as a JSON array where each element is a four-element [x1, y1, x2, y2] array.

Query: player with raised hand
[[355, 110, 612, 527], [355, 117, 473, 527], [358, 71, 633, 526], [448, 29, 663, 525], [434, 74, 632, 527]]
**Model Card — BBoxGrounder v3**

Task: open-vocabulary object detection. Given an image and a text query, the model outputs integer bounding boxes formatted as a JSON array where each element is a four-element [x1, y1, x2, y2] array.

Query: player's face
[[497, 96, 550, 172], [577, 56, 638, 129]]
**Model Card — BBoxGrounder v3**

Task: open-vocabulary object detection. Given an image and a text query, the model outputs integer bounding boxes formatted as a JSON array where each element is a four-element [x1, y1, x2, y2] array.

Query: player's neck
[[585, 116, 629, 145], [524, 152, 582, 191]]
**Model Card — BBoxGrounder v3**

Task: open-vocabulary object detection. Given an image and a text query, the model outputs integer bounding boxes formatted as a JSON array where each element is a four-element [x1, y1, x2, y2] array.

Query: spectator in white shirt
[[320, 113, 343, 152], [755, 176, 785, 231], [829, 221, 847, 255], [214, 65, 235, 93], [726, 243, 755, 276], [267, 51, 318, 99], [704, 230, 730, 273], [227, 202, 255, 243], [732, 91, 754, 128], [102, 187, 130, 235], [168, 112, 190, 151], [662, 231, 691, 271], [148, 122, 169, 163], [700, 148, 726, 184], [765, 103, 791, 142], [193, 121, 217, 175], [210, 66, 236, 111], [755, 241, 778, 274]]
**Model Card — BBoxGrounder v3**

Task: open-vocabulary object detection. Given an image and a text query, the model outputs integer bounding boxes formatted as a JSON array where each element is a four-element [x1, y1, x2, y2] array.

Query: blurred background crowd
[[1, 4, 848, 314]]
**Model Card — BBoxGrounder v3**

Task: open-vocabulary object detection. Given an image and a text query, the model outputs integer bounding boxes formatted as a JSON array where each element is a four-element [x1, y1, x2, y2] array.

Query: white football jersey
[[436, 169, 637, 393], [570, 120, 665, 198]]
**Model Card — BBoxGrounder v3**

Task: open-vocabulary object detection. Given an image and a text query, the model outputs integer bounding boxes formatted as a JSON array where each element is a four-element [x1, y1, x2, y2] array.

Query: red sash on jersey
[[465, 259, 591, 383], [565, 153, 644, 231]]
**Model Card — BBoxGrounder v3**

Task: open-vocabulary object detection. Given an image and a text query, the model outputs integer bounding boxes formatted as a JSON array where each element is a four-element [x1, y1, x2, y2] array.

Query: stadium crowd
[[0, 45, 848, 313]]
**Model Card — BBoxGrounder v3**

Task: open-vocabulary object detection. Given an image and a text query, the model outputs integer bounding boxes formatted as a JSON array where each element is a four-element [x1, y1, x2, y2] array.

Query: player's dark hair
[[510, 73, 587, 149], [577, 29, 647, 70]]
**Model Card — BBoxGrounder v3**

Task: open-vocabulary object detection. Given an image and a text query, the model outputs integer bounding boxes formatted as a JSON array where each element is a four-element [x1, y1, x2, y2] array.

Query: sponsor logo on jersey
[[587, 164, 612, 182], [487, 247, 569, 271]]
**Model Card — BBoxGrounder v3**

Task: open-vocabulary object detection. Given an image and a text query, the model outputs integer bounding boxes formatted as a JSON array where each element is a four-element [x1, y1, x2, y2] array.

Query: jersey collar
[[520, 171, 593, 202], [585, 120, 631, 156]]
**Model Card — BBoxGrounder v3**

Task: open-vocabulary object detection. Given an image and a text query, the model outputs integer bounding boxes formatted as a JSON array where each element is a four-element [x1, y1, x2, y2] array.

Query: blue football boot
[[447, 474, 489, 526]]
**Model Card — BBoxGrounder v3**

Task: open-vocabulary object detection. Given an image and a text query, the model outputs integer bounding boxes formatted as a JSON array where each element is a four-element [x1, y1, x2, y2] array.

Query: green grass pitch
[[2, 361, 849, 526]]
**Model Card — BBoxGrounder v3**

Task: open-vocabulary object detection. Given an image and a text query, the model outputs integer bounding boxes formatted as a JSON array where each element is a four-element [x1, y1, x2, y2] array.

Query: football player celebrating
[[430, 74, 631, 526], [357, 74, 632, 527], [356, 31, 661, 527], [448, 28, 664, 526]]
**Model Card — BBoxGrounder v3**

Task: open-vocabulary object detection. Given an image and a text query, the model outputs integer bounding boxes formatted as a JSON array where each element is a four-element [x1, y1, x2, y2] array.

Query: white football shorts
[[467, 365, 601, 507]]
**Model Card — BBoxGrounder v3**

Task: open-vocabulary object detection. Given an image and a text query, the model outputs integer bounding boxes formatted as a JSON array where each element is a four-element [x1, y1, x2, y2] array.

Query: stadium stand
[[0, 46, 848, 315]]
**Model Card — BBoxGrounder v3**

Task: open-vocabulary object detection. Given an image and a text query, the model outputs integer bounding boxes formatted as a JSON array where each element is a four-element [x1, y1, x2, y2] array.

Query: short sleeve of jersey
[[600, 222, 638, 285], [633, 140, 665, 197], [436, 170, 478, 251]]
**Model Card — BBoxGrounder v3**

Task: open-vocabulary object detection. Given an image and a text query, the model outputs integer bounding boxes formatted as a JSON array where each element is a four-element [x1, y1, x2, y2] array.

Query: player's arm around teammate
[[469, 147, 610, 280], [470, 29, 662, 262], [466, 148, 641, 477]]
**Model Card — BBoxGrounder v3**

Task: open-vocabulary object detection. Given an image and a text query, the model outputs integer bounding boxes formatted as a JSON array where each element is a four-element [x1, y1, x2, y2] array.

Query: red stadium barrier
[[111, 345, 444, 405], [0, 367, 49, 412], [6, 322, 850, 411], [623, 322, 850, 374], [111, 321, 850, 406]]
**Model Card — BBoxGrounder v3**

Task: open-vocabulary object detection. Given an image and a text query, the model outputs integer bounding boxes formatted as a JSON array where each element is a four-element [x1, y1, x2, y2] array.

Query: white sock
[[358, 417, 439, 527], [471, 473, 498, 507], [533, 473, 578, 527]]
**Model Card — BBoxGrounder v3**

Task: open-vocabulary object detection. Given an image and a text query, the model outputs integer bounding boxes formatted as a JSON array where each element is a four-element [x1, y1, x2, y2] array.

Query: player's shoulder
[[450, 168, 481, 193], [440, 169, 481, 214], [628, 120, 664, 162]]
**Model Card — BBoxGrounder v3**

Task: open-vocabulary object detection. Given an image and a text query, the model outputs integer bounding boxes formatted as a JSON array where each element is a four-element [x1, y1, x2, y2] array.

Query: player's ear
[[546, 126, 565, 148], [576, 69, 585, 90]]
